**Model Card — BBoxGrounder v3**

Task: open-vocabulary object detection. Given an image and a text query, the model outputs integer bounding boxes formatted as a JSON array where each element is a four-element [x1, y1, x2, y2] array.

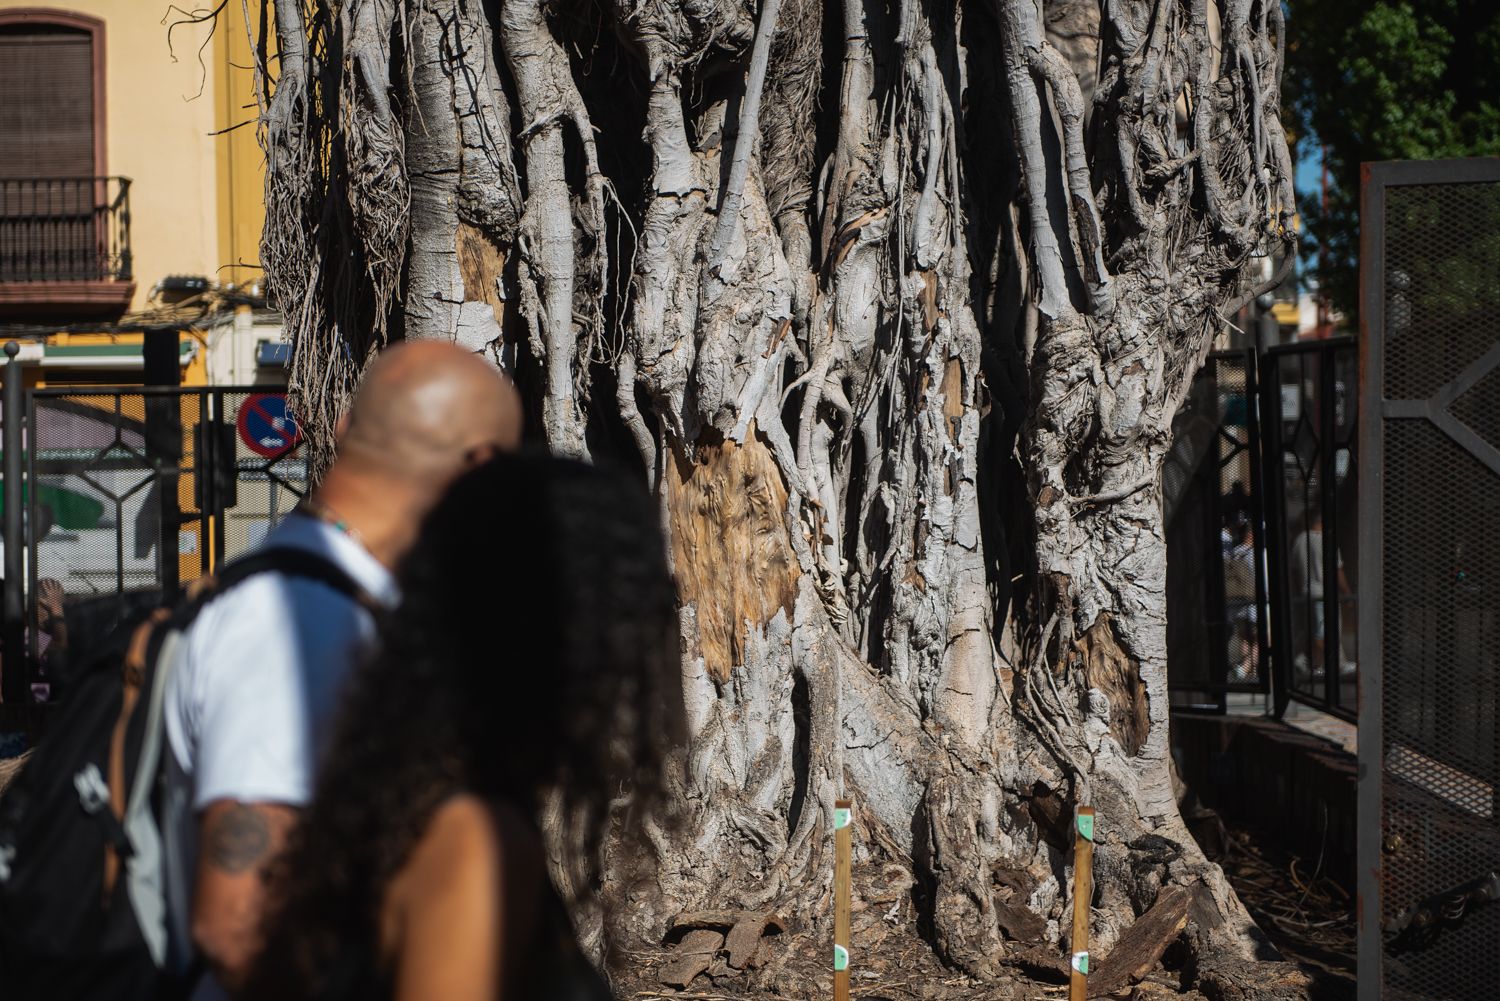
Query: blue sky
[[1294, 144, 1325, 283]]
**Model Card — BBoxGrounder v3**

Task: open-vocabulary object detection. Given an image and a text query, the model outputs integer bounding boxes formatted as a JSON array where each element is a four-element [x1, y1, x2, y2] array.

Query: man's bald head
[[337, 341, 522, 483]]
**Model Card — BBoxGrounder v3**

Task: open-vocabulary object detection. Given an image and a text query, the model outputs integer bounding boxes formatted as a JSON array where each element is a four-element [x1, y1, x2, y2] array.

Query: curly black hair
[[247, 452, 682, 1000]]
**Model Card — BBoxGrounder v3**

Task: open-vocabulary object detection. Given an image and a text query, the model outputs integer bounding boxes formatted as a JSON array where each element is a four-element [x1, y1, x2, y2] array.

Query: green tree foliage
[[1289, 0, 1500, 315]]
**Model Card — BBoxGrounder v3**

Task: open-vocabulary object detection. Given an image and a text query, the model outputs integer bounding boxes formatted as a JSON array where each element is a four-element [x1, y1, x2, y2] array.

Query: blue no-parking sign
[[236, 393, 302, 458]]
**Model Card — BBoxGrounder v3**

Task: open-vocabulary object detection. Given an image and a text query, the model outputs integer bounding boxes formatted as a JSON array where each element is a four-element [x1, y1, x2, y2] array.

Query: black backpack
[[0, 548, 367, 1001]]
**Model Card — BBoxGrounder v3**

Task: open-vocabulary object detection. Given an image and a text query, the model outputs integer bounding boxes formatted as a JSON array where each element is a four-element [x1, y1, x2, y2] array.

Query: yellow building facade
[[0, 1, 277, 388]]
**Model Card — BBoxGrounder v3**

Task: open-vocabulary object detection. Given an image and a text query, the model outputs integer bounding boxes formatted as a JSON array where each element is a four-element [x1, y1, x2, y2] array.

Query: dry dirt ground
[[615, 816, 1353, 1001], [1211, 824, 1355, 1001]]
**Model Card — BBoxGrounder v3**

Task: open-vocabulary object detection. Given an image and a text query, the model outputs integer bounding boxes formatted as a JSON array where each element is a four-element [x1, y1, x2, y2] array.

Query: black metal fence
[[2, 385, 307, 700], [0, 177, 133, 283], [1165, 339, 1361, 722], [1165, 348, 1271, 711], [1262, 337, 1359, 721]]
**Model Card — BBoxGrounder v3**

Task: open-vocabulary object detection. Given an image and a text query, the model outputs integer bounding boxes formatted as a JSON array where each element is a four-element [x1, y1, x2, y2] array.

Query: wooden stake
[[834, 798, 852, 1001], [1069, 805, 1095, 1001]]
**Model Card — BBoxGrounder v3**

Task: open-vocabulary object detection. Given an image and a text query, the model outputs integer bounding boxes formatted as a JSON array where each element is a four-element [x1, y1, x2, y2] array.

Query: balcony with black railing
[[0, 177, 135, 321]]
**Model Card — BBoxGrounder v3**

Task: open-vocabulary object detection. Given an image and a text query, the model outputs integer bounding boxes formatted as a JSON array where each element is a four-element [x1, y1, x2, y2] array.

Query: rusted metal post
[[1069, 806, 1095, 1001], [834, 798, 852, 1001]]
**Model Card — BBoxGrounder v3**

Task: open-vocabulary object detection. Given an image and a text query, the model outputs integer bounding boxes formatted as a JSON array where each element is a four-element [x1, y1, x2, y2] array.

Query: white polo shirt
[[160, 512, 398, 995]]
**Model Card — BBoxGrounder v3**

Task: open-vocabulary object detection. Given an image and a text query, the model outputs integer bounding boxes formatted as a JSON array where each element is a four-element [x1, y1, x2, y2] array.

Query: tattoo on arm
[[203, 803, 273, 874]]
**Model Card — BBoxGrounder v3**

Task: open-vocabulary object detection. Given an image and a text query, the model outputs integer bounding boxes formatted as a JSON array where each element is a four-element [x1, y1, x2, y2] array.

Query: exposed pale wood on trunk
[[664, 429, 799, 687]]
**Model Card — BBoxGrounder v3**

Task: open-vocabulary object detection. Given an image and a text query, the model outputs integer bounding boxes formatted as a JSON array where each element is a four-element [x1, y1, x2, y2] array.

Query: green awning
[[40, 340, 196, 362], [0, 482, 107, 530]]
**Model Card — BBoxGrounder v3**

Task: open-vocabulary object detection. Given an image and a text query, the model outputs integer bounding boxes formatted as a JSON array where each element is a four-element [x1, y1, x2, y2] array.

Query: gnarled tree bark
[[250, 0, 1294, 990]]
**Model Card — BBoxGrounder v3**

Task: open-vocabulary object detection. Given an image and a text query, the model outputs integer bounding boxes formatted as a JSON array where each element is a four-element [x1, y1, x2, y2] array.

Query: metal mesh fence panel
[[28, 391, 205, 604], [1361, 160, 1500, 1001], [22, 387, 306, 680]]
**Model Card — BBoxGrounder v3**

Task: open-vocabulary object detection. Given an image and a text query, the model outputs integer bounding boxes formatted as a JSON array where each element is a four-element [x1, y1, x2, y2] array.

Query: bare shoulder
[[428, 794, 543, 859], [385, 794, 544, 928], [420, 795, 502, 865], [381, 793, 547, 997], [390, 795, 494, 900]]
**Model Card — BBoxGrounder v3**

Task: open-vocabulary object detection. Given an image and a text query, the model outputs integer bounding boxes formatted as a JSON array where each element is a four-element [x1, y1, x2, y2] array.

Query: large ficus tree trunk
[[251, 0, 1293, 983]]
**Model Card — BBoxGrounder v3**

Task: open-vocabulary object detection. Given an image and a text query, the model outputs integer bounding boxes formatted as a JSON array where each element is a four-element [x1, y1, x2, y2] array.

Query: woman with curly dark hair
[[246, 453, 682, 1001]]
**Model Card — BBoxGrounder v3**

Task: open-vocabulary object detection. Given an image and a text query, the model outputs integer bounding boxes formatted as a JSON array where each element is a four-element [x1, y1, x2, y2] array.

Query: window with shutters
[[0, 19, 98, 179], [0, 10, 131, 310], [0, 10, 130, 309]]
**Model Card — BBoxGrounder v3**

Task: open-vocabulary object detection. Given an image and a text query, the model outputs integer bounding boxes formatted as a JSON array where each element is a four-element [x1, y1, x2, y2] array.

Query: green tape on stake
[[834, 944, 850, 971], [834, 807, 852, 830], [1076, 811, 1094, 842], [1071, 951, 1089, 975]]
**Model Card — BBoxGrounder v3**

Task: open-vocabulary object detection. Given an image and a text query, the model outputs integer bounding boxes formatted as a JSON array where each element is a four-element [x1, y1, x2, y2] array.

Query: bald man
[[161, 343, 521, 998]]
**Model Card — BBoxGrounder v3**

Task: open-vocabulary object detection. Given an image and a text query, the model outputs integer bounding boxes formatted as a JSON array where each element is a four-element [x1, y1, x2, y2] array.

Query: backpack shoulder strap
[[171, 547, 381, 631]]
